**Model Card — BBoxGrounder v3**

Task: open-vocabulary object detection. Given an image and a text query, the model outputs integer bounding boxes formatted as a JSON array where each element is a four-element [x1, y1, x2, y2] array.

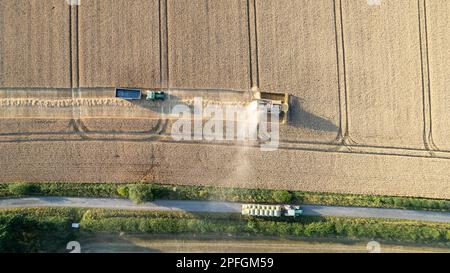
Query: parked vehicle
[[241, 204, 303, 217]]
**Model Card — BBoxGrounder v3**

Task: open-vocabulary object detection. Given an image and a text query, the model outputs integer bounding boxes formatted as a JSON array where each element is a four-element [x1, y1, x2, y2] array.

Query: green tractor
[[146, 90, 166, 101]]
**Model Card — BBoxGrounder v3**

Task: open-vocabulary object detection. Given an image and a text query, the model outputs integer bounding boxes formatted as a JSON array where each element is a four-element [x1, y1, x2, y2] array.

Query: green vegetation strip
[[1, 182, 450, 212], [0, 208, 449, 252], [0, 208, 80, 253]]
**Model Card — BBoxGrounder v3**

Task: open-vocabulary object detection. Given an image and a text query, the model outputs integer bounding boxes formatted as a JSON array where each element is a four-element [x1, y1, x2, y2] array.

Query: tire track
[[2, 116, 450, 159], [0, 131, 449, 161]]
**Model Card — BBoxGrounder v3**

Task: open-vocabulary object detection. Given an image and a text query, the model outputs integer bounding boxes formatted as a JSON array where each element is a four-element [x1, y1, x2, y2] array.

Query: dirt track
[[1, 1, 450, 199], [81, 234, 450, 253], [3, 197, 450, 223]]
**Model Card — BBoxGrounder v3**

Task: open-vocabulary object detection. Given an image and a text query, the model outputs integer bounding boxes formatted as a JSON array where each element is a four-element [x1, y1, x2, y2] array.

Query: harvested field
[[0, 140, 450, 199], [1, 0, 450, 199]]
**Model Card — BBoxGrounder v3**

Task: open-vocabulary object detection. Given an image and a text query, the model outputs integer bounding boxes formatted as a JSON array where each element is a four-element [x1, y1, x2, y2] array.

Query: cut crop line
[[418, 0, 429, 150], [422, 0, 437, 150], [252, 0, 260, 87], [282, 139, 436, 153], [158, 0, 163, 87], [333, 0, 342, 138], [246, 0, 254, 88], [69, 4, 73, 88], [76, 5, 80, 88], [417, 0, 437, 151], [0, 116, 445, 154], [333, 0, 345, 142], [1, 116, 449, 155], [338, 0, 350, 140], [2, 130, 450, 160], [165, 0, 169, 87], [159, 0, 169, 89], [1, 135, 450, 161]]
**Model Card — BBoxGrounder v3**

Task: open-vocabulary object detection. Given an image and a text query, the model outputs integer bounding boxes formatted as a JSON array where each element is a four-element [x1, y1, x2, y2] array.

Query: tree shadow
[[288, 96, 339, 133]]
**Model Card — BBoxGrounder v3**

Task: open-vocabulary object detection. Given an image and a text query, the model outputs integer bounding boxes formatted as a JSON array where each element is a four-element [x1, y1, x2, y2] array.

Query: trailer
[[241, 204, 303, 217], [115, 88, 142, 100]]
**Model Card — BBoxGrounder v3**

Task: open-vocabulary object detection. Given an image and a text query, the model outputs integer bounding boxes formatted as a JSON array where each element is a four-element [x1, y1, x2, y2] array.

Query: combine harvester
[[252, 91, 290, 124], [241, 204, 303, 218]]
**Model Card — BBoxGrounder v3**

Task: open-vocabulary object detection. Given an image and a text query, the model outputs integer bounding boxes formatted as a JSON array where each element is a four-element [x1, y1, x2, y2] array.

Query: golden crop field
[[0, 0, 449, 199]]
